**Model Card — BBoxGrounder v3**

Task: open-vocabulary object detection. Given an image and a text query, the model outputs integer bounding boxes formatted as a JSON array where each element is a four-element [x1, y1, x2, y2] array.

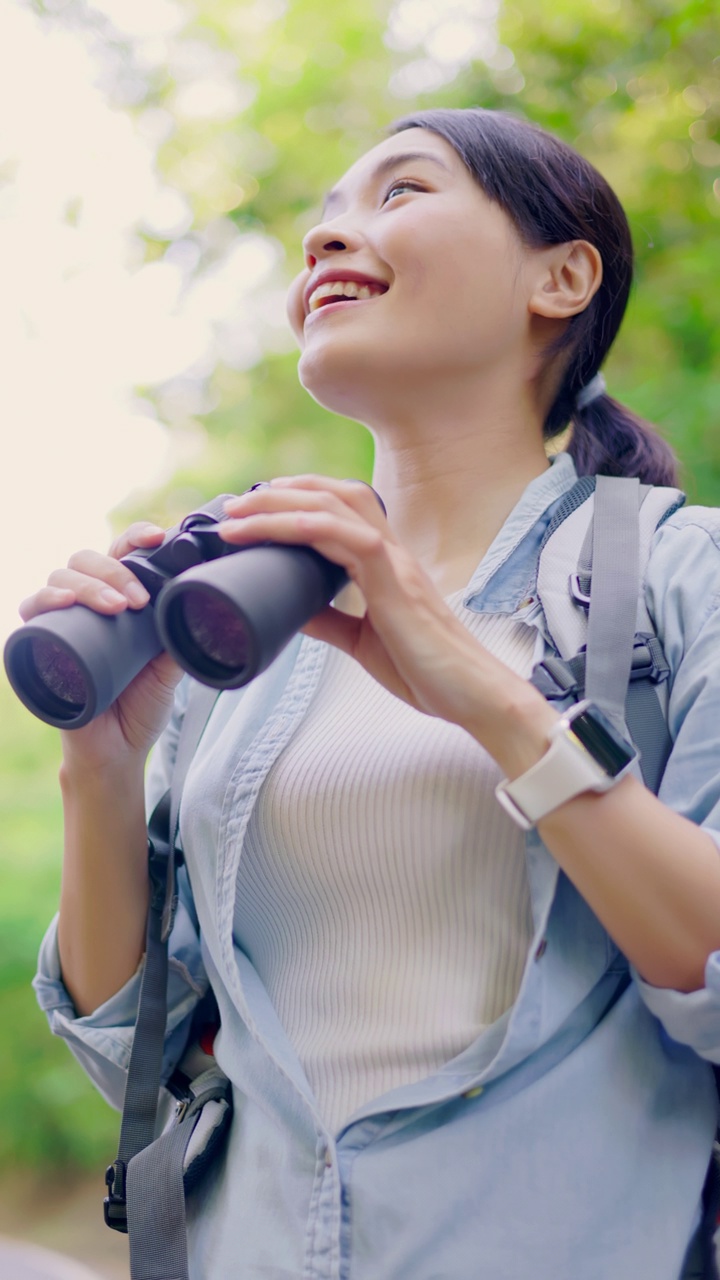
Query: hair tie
[[575, 373, 607, 411]]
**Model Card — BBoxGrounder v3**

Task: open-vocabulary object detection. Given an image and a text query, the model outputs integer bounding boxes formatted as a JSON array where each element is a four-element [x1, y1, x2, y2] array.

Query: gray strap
[[624, 679, 672, 794], [125, 1070, 231, 1280], [575, 483, 651, 598], [106, 682, 221, 1250], [126, 1118, 197, 1280], [115, 843, 172, 1165], [121, 684, 219, 1154], [532, 477, 677, 796], [584, 476, 640, 728]]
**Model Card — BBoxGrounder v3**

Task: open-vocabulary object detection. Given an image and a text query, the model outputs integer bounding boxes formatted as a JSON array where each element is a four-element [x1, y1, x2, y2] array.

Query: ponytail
[[566, 393, 680, 488]]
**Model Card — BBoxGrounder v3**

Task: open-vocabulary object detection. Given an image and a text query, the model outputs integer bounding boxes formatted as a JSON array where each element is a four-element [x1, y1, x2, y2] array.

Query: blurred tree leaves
[[94, 0, 720, 517], [0, 679, 119, 1170]]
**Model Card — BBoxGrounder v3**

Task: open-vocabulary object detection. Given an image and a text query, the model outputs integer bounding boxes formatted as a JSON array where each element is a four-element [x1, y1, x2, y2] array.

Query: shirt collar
[[462, 452, 579, 613]]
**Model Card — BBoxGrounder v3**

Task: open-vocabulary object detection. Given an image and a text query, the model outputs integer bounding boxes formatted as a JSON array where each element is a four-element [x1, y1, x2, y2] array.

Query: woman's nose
[[302, 220, 363, 269]]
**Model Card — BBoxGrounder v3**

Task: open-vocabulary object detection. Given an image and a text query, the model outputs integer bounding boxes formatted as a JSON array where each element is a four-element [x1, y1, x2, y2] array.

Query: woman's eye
[[383, 181, 423, 204]]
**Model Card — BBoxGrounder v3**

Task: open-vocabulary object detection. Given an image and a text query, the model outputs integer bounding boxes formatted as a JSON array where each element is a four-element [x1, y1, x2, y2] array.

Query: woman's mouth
[[306, 278, 388, 314]]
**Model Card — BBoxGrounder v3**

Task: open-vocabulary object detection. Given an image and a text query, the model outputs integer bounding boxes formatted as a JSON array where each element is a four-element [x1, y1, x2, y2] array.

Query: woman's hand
[[220, 475, 554, 756], [19, 523, 184, 767]]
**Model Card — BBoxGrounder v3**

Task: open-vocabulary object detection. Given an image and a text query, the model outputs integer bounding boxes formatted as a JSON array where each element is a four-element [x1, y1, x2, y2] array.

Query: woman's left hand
[[220, 475, 552, 747]]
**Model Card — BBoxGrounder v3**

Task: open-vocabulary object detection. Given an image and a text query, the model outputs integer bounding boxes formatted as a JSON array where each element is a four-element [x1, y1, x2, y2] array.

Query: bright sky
[[0, 0, 284, 644], [0, 0, 504, 647]]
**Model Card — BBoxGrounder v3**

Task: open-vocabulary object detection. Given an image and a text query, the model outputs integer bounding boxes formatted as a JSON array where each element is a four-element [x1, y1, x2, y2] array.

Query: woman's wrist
[[59, 749, 147, 803], [458, 655, 559, 780]]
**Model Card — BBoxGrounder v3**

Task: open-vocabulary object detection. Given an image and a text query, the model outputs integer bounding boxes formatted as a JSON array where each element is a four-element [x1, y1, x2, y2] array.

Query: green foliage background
[[2, 0, 719, 1175]]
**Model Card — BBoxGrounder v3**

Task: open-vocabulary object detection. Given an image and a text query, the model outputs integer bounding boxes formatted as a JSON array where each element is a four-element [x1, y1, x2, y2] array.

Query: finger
[[64, 551, 151, 608], [223, 485, 357, 527], [218, 509, 386, 582], [45, 565, 146, 613], [273, 475, 386, 523], [225, 476, 386, 528], [108, 521, 165, 561], [19, 586, 76, 622]]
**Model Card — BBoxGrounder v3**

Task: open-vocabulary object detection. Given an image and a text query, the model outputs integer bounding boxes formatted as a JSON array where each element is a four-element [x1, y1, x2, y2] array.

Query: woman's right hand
[[18, 522, 184, 767]]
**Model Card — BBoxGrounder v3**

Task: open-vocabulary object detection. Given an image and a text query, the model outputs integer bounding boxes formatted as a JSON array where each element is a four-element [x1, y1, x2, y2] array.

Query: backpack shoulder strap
[[536, 479, 684, 663], [533, 477, 684, 794], [583, 475, 641, 728]]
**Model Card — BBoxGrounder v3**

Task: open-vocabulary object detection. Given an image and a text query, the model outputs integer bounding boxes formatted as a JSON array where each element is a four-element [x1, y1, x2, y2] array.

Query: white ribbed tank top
[[235, 595, 537, 1132]]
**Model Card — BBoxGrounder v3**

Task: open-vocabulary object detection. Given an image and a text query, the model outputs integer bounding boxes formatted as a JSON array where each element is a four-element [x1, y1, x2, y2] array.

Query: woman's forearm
[[537, 777, 720, 993], [463, 667, 720, 994], [57, 758, 150, 1016]]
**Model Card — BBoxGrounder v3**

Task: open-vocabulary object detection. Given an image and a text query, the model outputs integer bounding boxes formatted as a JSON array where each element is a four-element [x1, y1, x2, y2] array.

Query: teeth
[[308, 280, 385, 311]]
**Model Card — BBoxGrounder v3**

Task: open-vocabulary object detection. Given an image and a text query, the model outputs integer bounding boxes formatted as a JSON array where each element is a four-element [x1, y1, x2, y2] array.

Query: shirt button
[[463, 1086, 484, 1099], [535, 938, 548, 960]]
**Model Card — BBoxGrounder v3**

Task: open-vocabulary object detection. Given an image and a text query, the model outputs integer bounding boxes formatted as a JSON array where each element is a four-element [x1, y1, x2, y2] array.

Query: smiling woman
[[23, 108, 720, 1280]]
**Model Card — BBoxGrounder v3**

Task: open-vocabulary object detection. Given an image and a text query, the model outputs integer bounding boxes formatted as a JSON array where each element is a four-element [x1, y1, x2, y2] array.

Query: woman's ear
[[529, 240, 603, 320]]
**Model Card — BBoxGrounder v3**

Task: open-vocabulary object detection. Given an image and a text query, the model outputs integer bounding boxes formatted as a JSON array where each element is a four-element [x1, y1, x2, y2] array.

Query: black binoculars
[[4, 489, 361, 729]]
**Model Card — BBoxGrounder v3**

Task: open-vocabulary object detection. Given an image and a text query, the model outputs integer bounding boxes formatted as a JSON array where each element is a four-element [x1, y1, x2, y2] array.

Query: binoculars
[[4, 489, 357, 730]]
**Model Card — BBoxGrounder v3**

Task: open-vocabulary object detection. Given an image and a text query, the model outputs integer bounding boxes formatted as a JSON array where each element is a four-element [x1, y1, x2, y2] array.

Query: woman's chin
[[297, 346, 378, 419]]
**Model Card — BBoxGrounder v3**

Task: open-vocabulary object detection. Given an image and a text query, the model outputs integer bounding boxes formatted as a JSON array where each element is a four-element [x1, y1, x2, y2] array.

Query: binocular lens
[[172, 589, 251, 677], [30, 637, 88, 707], [20, 637, 88, 717]]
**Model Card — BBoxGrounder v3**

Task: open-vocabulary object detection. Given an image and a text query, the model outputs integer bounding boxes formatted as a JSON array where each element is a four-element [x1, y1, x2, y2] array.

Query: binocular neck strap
[[105, 682, 221, 1251]]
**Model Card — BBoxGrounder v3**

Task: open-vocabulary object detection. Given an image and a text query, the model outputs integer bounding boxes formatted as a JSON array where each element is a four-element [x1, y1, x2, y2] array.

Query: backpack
[[103, 472, 719, 1280]]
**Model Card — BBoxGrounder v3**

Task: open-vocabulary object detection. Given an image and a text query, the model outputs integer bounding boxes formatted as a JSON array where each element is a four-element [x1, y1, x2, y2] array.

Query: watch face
[[568, 704, 636, 777]]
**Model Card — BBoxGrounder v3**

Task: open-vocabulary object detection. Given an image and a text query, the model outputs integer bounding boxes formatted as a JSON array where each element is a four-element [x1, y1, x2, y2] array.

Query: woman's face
[[287, 128, 536, 423]]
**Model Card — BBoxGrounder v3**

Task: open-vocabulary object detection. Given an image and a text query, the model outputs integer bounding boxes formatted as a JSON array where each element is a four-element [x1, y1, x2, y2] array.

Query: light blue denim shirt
[[34, 453, 720, 1280]]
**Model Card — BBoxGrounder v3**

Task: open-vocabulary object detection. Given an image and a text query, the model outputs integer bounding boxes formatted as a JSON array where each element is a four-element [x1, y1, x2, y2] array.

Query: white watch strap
[[495, 728, 609, 830]]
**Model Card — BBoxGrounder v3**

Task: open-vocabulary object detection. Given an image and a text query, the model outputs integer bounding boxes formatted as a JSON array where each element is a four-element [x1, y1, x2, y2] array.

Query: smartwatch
[[495, 700, 638, 830]]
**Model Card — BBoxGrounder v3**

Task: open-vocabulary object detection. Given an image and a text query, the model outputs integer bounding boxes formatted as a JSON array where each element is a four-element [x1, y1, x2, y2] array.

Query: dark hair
[[392, 108, 678, 487]]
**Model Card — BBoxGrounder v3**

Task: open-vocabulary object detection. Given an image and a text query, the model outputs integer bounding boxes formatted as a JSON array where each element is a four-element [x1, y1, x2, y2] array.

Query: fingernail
[[125, 581, 150, 607], [100, 587, 127, 607]]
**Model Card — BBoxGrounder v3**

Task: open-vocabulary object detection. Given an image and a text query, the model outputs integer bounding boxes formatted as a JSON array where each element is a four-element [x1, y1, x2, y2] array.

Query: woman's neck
[[369, 414, 550, 598]]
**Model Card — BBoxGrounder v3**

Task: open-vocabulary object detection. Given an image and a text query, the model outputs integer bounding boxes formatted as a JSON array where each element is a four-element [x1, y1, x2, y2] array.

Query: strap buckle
[[569, 573, 591, 608], [531, 654, 583, 701], [532, 632, 670, 704], [104, 1160, 128, 1234], [630, 633, 670, 685]]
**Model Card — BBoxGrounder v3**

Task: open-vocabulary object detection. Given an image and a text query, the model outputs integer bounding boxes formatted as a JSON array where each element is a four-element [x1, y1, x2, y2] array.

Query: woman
[[28, 109, 720, 1279]]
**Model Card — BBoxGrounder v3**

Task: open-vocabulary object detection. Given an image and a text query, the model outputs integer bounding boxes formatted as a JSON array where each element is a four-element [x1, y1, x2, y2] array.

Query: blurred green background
[[2, 0, 719, 1191]]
